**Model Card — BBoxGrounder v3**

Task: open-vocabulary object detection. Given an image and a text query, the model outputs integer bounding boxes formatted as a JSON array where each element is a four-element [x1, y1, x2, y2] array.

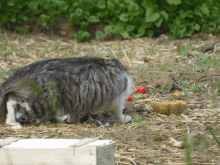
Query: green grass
[[200, 120, 220, 146]]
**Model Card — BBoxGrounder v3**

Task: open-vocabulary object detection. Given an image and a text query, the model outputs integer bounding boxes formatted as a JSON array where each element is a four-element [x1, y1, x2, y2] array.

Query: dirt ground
[[0, 31, 220, 165]]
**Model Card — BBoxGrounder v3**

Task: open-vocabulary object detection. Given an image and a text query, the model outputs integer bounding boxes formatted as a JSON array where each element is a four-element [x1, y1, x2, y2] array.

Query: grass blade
[[199, 119, 220, 146]]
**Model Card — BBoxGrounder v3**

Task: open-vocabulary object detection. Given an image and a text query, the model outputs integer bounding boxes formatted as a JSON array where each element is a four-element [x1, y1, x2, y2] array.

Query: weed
[[217, 80, 220, 96], [148, 48, 156, 56], [182, 88, 190, 97], [0, 70, 11, 80], [65, 50, 77, 57], [163, 135, 169, 138], [108, 54, 116, 58], [73, 30, 90, 42], [183, 131, 206, 165], [132, 97, 137, 104], [157, 62, 167, 71], [164, 41, 168, 49], [187, 41, 192, 49], [58, 132, 63, 138], [38, 120, 52, 125], [151, 132, 159, 135], [193, 85, 201, 93], [212, 100, 218, 108], [158, 53, 164, 59], [114, 122, 121, 127], [134, 114, 143, 127], [160, 85, 171, 94], [90, 40, 96, 44], [97, 54, 104, 58], [15, 25, 30, 34], [199, 120, 220, 146], [131, 66, 148, 76], [55, 118, 65, 125], [182, 80, 190, 88]]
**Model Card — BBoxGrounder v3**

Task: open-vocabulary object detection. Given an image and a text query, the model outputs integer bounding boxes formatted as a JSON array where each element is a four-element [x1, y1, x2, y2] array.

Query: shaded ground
[[0, 32, 220, 164]]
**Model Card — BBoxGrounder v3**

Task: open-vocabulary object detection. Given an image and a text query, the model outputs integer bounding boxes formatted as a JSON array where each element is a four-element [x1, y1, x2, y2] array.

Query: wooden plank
[[70, 138, 99, 147], [0, 138, 115, 165]]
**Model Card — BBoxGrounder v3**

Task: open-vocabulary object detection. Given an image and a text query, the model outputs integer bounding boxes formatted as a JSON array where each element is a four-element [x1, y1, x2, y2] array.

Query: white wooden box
[[0, 138, 115, 165]]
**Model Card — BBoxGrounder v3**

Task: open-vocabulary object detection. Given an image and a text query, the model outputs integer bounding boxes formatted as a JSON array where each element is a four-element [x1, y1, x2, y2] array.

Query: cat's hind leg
[[108, 96, 132, 124], [67, 113, 80, 124], [6, 98, 22, 129]]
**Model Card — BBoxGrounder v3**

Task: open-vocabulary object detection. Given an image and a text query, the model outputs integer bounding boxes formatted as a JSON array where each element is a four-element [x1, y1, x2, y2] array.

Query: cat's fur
[[0, 57, 132, 129]]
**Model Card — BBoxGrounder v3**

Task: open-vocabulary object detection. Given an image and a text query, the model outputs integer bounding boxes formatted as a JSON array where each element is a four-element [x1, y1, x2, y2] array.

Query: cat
[[0, 57, 132, 129]]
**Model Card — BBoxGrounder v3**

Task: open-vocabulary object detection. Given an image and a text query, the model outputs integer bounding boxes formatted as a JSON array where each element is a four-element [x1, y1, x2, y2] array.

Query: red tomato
[[127, 95, 132, 101], [137, 86, 147, 94]]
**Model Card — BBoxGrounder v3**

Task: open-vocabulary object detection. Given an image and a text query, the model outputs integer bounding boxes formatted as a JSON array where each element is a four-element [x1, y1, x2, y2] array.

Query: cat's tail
[[0, 85, 7, 122]]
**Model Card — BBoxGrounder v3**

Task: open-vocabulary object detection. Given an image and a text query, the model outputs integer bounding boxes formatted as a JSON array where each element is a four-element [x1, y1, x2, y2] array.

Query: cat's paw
[[121, 115, 132, 123], [7, 122, 22, 129]]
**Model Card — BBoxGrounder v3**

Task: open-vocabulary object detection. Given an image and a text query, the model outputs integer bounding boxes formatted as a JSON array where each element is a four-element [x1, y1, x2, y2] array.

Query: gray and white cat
[[0, 57, 132, 129]]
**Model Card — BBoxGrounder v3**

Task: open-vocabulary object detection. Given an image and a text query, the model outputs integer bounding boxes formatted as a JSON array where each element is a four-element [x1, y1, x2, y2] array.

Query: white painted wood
[[0, 138, 115, 165]]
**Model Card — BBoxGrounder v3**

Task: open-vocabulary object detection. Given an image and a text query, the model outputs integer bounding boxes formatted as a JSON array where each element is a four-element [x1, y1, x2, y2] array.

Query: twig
[[115, 154, 137, 165], [109, 47, 118, 59], [115, 161, 130, 165], [123, 50, 131, 67]]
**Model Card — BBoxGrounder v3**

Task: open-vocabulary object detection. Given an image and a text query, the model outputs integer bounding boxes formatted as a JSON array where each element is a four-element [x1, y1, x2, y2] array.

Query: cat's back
[[12, 57, 126, 75]]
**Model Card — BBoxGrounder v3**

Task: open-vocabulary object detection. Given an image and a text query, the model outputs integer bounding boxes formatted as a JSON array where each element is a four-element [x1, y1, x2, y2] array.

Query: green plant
[[182, 88, 190, 97], [151, 132, 159, 135], [160, 84, 171, 94], [0, 0, 66, 32], [114, 122, 121, 127], [1, 0, 220, 39], [73, 30, 91, 42], [55, 118, 66, 125], [96, 25, 114, 39], [193, 85, 201, 93], [212, 100, 218, 108], [134, 114, 143, 127], [132, 97, 137, 104], [0, 70, 11, 79], [199, 120, 220, 146], [15, 25, 30, 34], [58, 132, 63, 138], [184, 132, 207, 165], [38, 120, 52, 125], [131, 66, 148, 76], [217, 80, 220, 96]]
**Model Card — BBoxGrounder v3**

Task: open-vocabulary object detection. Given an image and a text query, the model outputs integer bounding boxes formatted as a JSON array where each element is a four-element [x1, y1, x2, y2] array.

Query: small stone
[[169, 114, 176, 119], [153, 160, 161, 164], [199, 105, 207, 109], [143, 57, 151, 63], [153, 136, 163, 141], [199, 132, 205, 135]]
